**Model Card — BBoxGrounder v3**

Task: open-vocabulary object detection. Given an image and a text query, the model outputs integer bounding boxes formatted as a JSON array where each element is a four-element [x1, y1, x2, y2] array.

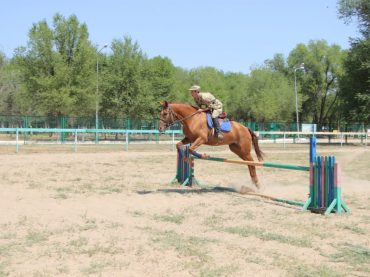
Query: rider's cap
[[188, 85, 200, 91]]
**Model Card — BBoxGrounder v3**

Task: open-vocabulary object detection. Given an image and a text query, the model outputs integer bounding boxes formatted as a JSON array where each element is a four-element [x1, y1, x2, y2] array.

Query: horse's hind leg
[[229, 143, 261, 189]]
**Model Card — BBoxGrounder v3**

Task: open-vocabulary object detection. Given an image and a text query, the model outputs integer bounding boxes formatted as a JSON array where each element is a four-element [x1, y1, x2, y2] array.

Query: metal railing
[[0, 128, 368, 153], [1, 115, 368, 133]]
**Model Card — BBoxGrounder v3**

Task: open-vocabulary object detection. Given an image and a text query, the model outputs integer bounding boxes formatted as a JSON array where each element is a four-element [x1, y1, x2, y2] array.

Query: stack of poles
[[171, 136, 349, 215], [170, 144, 200, 187], [303, 137, 349, 214]]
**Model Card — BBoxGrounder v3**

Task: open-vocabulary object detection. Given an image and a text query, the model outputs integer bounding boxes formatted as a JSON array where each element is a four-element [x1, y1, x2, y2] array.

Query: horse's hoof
[[253, 180, 262, 190], [239, 186, 254, 194]]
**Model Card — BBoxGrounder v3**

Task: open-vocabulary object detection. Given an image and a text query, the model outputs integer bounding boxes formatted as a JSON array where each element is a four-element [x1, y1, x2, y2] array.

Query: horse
[[158, 101, 264, 188]]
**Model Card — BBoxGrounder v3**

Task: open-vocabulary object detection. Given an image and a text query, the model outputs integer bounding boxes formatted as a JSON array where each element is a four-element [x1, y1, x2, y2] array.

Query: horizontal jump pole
[[194, 156, 309, 171]]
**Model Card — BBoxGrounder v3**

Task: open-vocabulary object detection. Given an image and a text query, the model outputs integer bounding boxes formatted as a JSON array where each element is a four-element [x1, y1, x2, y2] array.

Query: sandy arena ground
[[0, 143, 369, 276]]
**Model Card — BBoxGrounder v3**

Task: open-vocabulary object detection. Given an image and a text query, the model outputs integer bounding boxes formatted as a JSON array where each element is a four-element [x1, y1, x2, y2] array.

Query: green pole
[[271, 122, 276, 143], [23, 116, 29, 144], [196, 157, 309, 171], [16, 128, 19, 153], [60, 116, 67, 143], [155, 119, 159, 144], [127, 118, 131, 144], [95, 115, 99, 144], [274, 198, 305, 206], [263, 162, 310, 171], [125, 131, 129, 151], [74, 129, 77, 152]]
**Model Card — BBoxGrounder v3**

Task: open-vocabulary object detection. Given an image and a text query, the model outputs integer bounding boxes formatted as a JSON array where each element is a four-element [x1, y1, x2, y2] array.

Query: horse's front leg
[[189, 137, 208, 158], [176, 137, 191, 150]]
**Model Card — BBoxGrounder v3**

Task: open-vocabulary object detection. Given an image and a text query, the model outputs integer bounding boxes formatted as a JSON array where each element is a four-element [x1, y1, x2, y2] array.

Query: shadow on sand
[[137, 186, 236, 195], [136, 186, 300, 211]]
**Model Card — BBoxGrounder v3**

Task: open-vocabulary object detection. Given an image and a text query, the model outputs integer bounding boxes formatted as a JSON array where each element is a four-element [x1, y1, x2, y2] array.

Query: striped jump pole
[[302, 155, 349, 215], [171, 136, 349, 215], [195, 156, 310, 172]]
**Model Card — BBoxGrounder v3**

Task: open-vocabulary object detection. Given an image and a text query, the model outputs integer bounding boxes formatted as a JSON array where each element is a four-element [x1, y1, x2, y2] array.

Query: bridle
[[159, 104, 201, 129]]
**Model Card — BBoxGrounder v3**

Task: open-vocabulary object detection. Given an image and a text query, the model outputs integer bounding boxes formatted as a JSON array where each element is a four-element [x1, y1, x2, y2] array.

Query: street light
[[294, 63, 305, 136], [95, 44, 108, 143]]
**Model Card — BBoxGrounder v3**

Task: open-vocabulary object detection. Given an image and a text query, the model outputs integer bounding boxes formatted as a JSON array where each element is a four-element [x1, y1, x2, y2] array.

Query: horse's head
[[158, 101, 175, 133]]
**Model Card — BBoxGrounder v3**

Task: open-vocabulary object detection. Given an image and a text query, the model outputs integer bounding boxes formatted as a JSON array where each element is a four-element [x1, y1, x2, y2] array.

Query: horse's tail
[[248, 128, 264, 161]]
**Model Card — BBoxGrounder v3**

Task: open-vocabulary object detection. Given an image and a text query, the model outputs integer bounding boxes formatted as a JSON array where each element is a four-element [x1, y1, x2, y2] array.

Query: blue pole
[[310, 136, 317, 163]]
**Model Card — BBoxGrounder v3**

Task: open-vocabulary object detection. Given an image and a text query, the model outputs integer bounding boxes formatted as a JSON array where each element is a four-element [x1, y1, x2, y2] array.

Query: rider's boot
[[212, 117, 223, 140]]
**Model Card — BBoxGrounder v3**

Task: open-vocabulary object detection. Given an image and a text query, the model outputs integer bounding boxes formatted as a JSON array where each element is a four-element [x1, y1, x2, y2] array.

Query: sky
[[0, 0, 359, 74]]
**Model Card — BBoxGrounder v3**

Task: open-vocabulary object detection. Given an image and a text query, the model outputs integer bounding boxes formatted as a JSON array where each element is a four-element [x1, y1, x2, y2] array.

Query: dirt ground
[[0, 143, 369, 276]]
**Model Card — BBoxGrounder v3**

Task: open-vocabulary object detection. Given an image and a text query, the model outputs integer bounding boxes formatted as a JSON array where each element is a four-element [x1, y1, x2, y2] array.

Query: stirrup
[[216, 131, 223, 139]]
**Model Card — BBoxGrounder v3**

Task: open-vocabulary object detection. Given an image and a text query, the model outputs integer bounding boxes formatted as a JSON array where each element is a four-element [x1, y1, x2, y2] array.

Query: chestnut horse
[[158, 101, 264, 188]]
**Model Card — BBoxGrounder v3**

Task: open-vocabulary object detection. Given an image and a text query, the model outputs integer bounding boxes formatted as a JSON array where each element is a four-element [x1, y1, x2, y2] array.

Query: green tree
[[223, 72, 250, 119], [100, 36, 145, 118], [171, 67, 193, 102], [288, 40, 346, 125], [140, 56, 175, 115], [243, 68, 294, 122], [264, 53, 289, 75], [338, 0, 370, 123], [13, 14, 96, 117], [338, 0, 370, 38], [340, 39, 370, 122], [187, 67, 228, 110], [0, 52, 19, 115]]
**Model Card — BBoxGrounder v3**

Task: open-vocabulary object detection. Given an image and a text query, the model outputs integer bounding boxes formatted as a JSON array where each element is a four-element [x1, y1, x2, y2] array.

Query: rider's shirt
[[195, 92, 222, 110]]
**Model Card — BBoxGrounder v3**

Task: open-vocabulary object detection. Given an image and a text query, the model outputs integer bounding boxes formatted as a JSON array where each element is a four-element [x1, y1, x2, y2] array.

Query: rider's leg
[[212, 117, 223, 139], [211, 108, 223, 139]]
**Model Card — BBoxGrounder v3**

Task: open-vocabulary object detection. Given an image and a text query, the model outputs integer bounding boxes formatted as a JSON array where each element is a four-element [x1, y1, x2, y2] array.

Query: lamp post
[[294, 63, 305, 136], [95, 44, 108, 143]]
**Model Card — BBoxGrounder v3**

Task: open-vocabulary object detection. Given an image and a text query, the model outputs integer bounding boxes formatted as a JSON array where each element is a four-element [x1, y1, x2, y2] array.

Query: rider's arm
[[199, 92, 216, 107]]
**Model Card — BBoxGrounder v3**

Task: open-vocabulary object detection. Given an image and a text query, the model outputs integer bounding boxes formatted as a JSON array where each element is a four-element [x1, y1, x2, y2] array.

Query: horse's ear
[[163, 101, 169, 108]]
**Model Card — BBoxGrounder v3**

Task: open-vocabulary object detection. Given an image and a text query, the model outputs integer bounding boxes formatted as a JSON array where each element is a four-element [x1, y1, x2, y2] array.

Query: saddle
[[206, 112, 231, 132], [218, 111, 227, 119]]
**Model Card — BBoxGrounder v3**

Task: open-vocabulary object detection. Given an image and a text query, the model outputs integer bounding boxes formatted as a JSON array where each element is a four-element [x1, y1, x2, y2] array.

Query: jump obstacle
[[170, 137, 349, 215]]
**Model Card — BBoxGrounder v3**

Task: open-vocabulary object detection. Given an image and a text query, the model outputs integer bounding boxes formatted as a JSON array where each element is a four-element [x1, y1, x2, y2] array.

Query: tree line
[[0, 0, 368, 126]]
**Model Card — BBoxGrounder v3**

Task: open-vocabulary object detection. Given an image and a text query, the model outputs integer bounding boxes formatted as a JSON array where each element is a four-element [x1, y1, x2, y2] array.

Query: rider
[[189, 85, 224, 139]]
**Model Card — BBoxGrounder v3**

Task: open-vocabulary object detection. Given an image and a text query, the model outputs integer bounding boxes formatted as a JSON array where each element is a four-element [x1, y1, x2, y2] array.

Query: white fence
[[0, 128, 368, 153]]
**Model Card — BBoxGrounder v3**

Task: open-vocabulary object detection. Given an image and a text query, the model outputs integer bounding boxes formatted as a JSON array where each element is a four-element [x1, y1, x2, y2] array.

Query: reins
[[160, 105, 203, 129]]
